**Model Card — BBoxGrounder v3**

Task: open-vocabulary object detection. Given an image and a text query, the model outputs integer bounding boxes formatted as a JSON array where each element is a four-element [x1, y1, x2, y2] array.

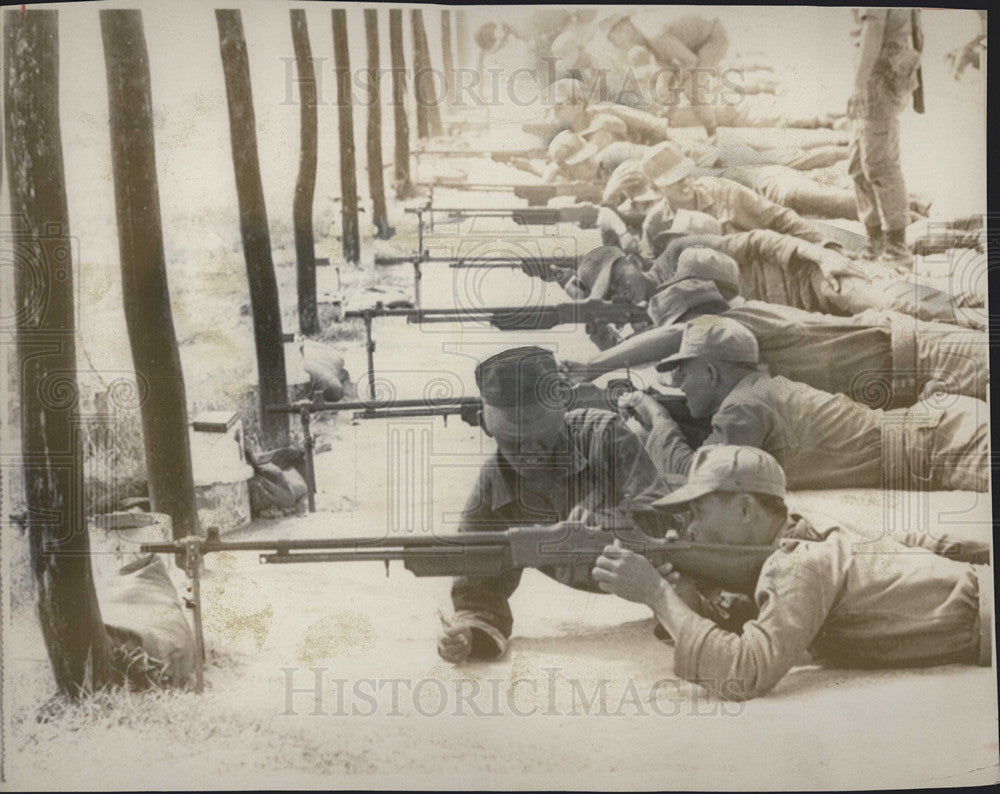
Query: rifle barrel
[[140, 531, 513, 555], [267, 396, 481, 414]]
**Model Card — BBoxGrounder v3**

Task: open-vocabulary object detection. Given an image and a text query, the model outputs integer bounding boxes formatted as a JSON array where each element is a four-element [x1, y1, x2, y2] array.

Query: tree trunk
[[4, 7, 114, 696], [455, 9, 470, 69], [388, 9, 413, 198], [364, 8, 392, 240], [441, 9, 455, 107], [101, 10, 200, 543], [215, 10, 289, 448], [331, 8, 360, 266], [411, 9, 443, 139], [289, 9, 318, 335]]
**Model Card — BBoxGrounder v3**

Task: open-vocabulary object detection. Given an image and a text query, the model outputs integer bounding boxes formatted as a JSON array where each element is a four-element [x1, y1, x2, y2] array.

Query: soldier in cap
[[438, 346, 661, 664], [618, 315, 989, 493], [568, 274, 988, 406], [635, 142, 832, 245], [655, 231, 984, 331], [592, 444, 993, 701]]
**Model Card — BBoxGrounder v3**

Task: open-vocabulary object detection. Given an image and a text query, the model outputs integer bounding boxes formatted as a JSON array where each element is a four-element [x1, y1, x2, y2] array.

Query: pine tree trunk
[[411, 9, 443, 139], [441, 9, 455, 107], [331, 8, 360, 265], [388, 9, 413, 198], [215, 9, 289, 448], [101, 9, 200, 542], [4, 7, 114, 696], [289, 9, 319, 335], [364, 8, 392, 239]]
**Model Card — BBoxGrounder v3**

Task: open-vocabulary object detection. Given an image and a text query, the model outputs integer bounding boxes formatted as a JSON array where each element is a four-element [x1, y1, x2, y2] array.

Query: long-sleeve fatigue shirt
[[646, 371, 989, 491], [452, 409, 660, 655], [671, 514, 991, 701], [646, 301, 986, 405], [717, 230, 983, 330], [685, 176, 827, 244]]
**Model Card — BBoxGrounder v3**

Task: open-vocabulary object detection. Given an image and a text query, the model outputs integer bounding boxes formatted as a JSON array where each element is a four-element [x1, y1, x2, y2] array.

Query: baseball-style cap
[[642, 141, 697, 190], [655, 314, 759, 372], [476, 347, 569, 438], [548, 130, 587, 165], [575, 245, 627, 292], [673, 247, 741, 300], [647, 278, 729, 326], [580, 113, 629, 141], [662, 209, 722, 239], [651, 444, 787, 507]]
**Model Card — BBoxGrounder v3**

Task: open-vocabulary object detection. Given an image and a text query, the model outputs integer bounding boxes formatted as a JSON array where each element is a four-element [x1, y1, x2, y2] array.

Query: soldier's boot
[[880, 228, 915, 272], [855, 225, 886, 260]]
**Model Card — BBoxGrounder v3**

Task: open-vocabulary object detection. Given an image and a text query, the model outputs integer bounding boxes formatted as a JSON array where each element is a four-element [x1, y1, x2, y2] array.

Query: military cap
[[647, 278, 729, 326], [652, 444, 786, 507], [655, 314, 759, 372], [673, 246, 741, 300], [475, 346, 562, 409], [642, 141, 697, 189], [575, 245, 628, 292]]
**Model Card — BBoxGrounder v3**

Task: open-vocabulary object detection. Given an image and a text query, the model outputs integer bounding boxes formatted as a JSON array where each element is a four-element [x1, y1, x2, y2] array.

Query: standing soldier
[[847, 7, 923, 270]]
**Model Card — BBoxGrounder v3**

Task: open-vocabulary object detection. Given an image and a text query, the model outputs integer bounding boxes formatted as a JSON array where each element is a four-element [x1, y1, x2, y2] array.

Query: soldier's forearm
[[585, 324, 684, 376]]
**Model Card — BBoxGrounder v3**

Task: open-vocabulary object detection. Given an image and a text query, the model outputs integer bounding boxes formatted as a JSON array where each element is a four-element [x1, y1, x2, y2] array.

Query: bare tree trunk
[[289, 9, 318, 335], [441, 9, 455, 107], [388, 9, 413, 198], [4, 7, 114, 696], [364, 8, 392, 239], [215, 10, 289, 448], [411, 9, 443, 139], [455, 9, 470, 70], [331, 8, 360, 266], [101, 9, 200, 542]]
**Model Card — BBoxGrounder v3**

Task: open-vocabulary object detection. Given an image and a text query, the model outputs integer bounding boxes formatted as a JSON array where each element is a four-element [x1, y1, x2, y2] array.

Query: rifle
[[511, 183, 604, 206], [140, 521, 777, 688], [269, 380, 710, 452], [343, 298, 650, 331], [141, 523, 775, 596], [413, 147, 547, 160]]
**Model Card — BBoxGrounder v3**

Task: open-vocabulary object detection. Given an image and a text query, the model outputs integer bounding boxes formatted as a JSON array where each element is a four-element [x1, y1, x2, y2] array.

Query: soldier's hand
[[437, 623, 474, 664], [817, 250, 872, 292], [655, 561, 701, 611], [559, 359, 598, 383], [593, 542, 668, 606], [618, 391, 674, 433]]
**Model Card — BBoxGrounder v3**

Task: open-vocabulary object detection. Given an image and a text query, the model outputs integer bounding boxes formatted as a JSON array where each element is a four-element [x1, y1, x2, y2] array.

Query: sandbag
[[98, 554, 197, 688], [247, 446, 309, 517]]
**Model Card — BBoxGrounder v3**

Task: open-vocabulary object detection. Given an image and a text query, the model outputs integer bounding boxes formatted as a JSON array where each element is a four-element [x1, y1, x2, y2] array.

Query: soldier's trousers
[[847, 111, 910, 232]]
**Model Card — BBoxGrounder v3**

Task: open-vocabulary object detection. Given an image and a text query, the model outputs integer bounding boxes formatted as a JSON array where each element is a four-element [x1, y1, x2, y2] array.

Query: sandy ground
[[1, 3, 996, 790]]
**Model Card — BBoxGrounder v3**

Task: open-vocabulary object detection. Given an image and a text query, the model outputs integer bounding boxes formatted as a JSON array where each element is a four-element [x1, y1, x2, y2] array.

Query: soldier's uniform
[[847, 7, 921, 263], [645, 279, 988, 405], [639, 445, 992, 703], [656, 230, 986, 332], [449, 348, 660, 658], [647, 318, 989, 492]]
